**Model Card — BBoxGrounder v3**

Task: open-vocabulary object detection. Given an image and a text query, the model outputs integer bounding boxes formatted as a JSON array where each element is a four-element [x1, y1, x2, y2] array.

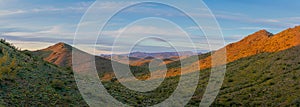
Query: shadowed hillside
[[158, 26, 300, 78], [0, 39, 87, 106], [210, 45, 300, 106], [75, 26, 300, 106], [32, 26, 300, 81], [102, 45, 300, 106], [33, 42, 73, 68], [33, 42, 152, 81], [2, 26, 300, 106]]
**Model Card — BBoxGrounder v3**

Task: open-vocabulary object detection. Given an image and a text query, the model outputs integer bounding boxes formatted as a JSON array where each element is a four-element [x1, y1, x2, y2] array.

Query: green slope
[[101, 45, 300, 106], [212, 45, 300, 106], [0, 39, 87, 106], [2, 38, 300, 106]]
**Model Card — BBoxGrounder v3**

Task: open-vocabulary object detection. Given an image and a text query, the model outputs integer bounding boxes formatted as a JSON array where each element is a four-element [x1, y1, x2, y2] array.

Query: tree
[[0, 49, 18, 80]]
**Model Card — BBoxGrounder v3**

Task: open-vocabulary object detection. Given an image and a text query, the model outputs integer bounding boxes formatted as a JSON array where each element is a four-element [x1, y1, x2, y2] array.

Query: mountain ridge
[[30, 26, 300, 80], [0, 39, 88, 106], [199, 26, 300, 69], [33, 42, 73, 67], [1, 26, 300, 106], [149, 26, 300, 78]]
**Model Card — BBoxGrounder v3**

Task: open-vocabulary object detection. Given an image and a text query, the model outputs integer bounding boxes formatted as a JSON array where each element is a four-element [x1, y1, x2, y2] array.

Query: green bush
[[51, 79, 65, 90], [0, 49, 18, 80]]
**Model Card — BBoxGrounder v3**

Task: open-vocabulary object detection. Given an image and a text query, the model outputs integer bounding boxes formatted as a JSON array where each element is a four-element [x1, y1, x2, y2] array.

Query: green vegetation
[[1, 38, 300, 106], [0, 39, 87, 106], [211, 46, 300, 106], [166, 52, 211, 69], [0, 50, 18, 80], [101, 46, 300, 106]]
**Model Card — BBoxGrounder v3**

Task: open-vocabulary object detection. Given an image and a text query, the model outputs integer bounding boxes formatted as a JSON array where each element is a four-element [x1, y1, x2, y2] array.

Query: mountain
[[102, 51, 196, 59], [199, 26, 300, 69], [154, 26, 300, 78], [33, 26, 300, 80], [128, 51, 196, 59], [1, 26, 300, 106], [33, 42, 151, 81], [0, 40, 148, 106], [33, 42, 73, 68], [99, 26, 300, 106], [102, 43, 300, 106], [101, 51, 197, 66], [210, 44, 300, 106], [0, 39, 87, 106]]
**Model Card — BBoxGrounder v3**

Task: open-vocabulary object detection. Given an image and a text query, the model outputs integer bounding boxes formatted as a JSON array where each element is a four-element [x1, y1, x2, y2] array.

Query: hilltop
[[154, 26, 300, 78], [33, 42, 73, 68], [33, 42, 153, 81], [32, 26, 300, 80], [200, 26, 300, 69]]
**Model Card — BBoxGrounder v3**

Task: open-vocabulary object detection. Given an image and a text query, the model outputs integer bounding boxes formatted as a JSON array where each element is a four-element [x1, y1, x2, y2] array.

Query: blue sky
[[0, 0, 299, 54]]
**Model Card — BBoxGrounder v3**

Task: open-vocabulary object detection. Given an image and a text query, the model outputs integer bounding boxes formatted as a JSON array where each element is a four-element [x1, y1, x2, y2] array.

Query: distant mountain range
[[101, 51, 199, 59], [37, 26, 300, 71], [26, 26, 300, 79], [101, 51, 200, 66]]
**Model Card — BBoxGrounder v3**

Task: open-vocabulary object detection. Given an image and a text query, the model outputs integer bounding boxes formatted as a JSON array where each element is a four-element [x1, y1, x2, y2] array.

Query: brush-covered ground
[[1, 39, 300, 106], [103, 45, 300, 106], [0, 39, 87, 106]]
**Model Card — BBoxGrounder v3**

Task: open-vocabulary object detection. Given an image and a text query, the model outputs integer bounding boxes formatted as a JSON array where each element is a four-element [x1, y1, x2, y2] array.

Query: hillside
[[200, 26, 300, 69], [76, 26, 300, 106], [33, 42, 152, 81], [33, 42, 73, 68], [0, 39, 87, 106], [210, 44, 300, 106], [32, 26, 300, 80], [1, 37, 300, 106], [3, 26, 299, 106], [154, 26, 300, 78], [102, 44, 300, 106], [98, 26, 300, 106]]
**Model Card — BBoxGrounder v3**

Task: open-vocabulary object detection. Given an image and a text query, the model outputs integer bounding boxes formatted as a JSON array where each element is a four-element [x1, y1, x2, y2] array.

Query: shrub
[[0, 39, 17, 50], [292, 98, 300, 106], [268, 82, 275, 85], [51, 79, 65, 90], [228, 79, 234, 82], [0, 50, 18, 80]]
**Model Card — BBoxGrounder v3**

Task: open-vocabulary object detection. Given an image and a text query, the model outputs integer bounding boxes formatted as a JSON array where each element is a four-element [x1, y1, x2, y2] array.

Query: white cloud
[[0, 10, 26, 16], [31, 7, 85, 13], [3, 25, 73, 38], [76, 44, 127, 55], [102, 25, 185, 38], [0, 3, 90, 17], [214, 12, 298, 28], [6, 40, 54, 50], [187, 26, 220, 31], [96, 2, 134, 11]]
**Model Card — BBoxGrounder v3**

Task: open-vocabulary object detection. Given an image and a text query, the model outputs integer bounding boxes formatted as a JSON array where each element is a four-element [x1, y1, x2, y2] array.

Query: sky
[[0, 0, 299, 54]]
